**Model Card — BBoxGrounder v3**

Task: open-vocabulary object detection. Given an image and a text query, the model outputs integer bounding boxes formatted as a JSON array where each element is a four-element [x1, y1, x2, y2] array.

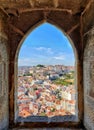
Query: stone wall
[[0, 18, 9, 130], [84, 27, 94, 130]]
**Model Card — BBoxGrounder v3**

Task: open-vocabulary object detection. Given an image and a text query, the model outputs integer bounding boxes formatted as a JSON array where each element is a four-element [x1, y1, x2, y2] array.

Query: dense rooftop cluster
[[18, 65, 76, 118]]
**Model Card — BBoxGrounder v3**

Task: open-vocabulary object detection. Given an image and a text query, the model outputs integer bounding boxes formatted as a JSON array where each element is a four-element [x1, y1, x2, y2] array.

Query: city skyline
[[18, 64, 74, 67], [18, 23, 75, 66], [18, 61, 75, 118]]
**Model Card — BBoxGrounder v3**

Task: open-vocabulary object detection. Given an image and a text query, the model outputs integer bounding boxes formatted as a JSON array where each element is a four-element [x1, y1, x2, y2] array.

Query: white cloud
[[53, 55, 65, 60], [34, 47, 53, 54], [18, 58, 37, 66], [47, 48, 53, 54], [35, 47, 46, 51]]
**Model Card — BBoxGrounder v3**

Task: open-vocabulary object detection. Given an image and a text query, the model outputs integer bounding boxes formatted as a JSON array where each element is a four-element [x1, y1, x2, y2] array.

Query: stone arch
[[15, 20, 78, 62], [14, 20, 79, 125], [84, 27, 94, 130]]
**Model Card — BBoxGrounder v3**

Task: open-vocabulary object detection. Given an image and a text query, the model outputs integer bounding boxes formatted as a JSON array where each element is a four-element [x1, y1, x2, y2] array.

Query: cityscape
[[17, 23, 75, 119], [17, 64, 76, 118]]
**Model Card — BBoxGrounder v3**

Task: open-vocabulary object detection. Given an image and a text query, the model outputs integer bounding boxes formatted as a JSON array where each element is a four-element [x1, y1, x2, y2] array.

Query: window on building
[[16, 23, 77, 123]]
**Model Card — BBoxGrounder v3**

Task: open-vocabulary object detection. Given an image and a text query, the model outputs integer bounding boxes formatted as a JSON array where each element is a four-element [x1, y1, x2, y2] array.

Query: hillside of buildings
[[18, 65, 76, 118]]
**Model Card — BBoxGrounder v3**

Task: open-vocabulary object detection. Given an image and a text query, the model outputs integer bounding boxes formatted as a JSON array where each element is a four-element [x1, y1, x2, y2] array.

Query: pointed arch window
[[15, 23, 78, 124]]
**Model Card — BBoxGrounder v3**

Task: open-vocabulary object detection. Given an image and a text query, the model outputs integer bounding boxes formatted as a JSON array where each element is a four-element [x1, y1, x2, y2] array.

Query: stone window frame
[[83, 28, 94, 129], [0, 38, 8, 97], [13, 20, 82, 128]]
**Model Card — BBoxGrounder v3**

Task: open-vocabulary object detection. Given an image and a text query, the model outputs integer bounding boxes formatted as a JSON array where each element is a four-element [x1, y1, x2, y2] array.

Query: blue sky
[[18, 23, 75, 66]]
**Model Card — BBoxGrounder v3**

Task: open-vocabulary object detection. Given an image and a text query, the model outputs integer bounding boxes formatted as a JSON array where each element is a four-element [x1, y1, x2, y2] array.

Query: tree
[[37, 64, 45, 67]]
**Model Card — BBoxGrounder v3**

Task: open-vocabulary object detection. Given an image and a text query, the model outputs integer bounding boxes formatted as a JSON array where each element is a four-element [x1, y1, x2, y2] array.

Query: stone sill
[[15, 115, 78, 123]]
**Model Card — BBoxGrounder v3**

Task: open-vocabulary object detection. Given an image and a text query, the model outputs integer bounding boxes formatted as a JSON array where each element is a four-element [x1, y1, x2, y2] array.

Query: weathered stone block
[[84, 26, 94, 130]]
